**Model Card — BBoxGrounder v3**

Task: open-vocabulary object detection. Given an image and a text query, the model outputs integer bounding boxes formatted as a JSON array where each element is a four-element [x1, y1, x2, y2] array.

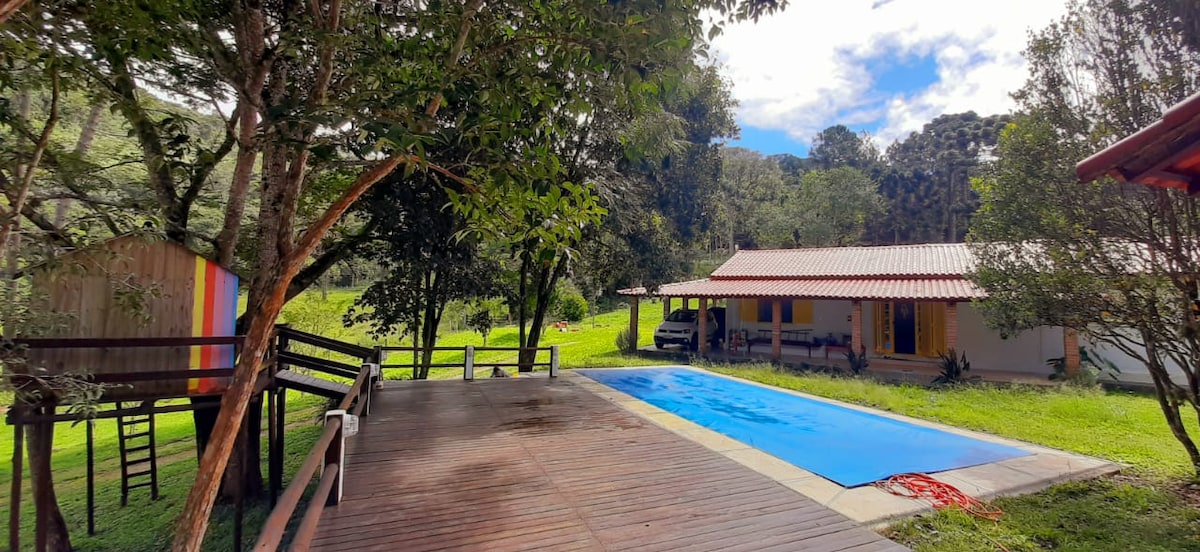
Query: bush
[[1047, 347, 1121, 386], [932, 348, 975, 385], [615, 328, 636, 353], [555, 291, 589, 322], [845, 347, 869, 376]]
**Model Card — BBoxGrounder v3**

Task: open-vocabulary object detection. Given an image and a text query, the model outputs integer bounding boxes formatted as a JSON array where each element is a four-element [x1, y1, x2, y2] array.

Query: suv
[[654, 309, 718, 350]]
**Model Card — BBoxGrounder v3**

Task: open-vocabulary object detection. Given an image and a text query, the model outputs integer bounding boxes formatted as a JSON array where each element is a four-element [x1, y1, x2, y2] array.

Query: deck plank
[[309, 377, 907, 551]]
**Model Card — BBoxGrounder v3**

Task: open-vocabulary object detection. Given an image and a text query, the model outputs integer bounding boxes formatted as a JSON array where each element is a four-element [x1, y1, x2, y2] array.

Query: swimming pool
[[579, 367, 1030, 487]]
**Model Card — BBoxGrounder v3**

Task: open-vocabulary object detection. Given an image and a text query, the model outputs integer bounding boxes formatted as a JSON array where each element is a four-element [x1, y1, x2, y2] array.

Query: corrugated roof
[[633, 278, 984, 301], [710, 243, 974, 279]]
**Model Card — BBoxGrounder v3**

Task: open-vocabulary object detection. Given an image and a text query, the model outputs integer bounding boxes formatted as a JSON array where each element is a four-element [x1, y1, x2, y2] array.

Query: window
[[751, 300, 814, 324], [758, 300, 792, 323]]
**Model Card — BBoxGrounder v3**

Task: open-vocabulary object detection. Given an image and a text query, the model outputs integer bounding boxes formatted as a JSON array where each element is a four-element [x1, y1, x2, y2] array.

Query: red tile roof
[[1076, 90, 1200, 194], [618, 243, 984, 301], [710, 243, 974, 279], [643, 278, 984, 300]]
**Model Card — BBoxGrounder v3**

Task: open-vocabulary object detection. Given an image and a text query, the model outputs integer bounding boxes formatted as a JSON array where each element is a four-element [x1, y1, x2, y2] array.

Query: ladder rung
[[120, 417, 150, 426], [126, 481, 155, 490], [125, 457, 153, 466], [125, 444, 151, 454], [126, 470, 153, 479], [124, 431, 151, 439]]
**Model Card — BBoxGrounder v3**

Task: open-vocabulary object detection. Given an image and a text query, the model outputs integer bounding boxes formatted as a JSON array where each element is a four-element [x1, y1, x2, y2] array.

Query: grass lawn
[[0, 390, 329, 551], [270, 288, 678, 379], [708, 364, 1200, 551]]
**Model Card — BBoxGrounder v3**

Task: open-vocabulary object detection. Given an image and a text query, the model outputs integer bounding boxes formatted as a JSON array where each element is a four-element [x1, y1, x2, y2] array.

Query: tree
[[970, 0, 1200, 474], [346, 173, 502, 380], [793, 167, 884, 247], [877, 113, 1009, 243], [714, 147, 785, 250], [809, 125, 879, 171]]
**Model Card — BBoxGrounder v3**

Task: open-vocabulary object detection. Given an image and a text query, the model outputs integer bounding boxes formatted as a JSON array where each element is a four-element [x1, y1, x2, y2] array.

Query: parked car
[[654, 308, 719, 350]]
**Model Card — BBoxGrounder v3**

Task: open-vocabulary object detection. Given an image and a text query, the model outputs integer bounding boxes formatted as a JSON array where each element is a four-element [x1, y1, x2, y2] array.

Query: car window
[[665, 310, 697, 323]]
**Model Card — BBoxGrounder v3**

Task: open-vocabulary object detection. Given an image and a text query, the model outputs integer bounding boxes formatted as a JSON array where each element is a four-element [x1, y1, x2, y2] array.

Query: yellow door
[[916, 302, 947, 357], [873, 302, 893, 354]]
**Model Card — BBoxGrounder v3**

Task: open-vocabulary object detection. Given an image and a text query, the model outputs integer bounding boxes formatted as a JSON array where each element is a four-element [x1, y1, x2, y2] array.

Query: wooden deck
[[309, 377, 908, 551]]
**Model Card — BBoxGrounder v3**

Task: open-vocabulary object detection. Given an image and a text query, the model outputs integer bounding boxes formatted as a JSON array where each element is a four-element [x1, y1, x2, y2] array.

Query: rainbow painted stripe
[[188, 256, 239, 395]]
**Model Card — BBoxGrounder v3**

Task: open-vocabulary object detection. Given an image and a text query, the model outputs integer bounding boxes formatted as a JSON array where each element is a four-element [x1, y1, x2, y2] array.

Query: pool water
[[579, 367, 1029, 487]]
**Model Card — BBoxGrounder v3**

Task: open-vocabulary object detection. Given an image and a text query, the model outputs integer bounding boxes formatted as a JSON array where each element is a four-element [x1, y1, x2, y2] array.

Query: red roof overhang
[[618, 277, 984, 302], [1077, 90, 1200, 194]]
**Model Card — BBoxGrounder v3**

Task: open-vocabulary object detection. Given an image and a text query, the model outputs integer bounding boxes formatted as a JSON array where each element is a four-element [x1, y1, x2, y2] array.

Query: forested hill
[[714, 112, 1011, 253]]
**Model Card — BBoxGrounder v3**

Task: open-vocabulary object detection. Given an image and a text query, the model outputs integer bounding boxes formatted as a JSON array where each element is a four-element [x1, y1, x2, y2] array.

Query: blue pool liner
[[579, 367, 1030, 487]]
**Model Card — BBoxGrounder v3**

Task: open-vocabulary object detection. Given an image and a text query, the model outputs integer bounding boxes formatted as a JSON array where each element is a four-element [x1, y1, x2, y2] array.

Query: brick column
[[945, 301, 958, 353], [663, 296, 671, 319], [1063, 327, 1080, 376], [772, 299, 782, 360], [628, 296, 639, 353], [851, 301, 863, 353], [698, 297, 709, 354]]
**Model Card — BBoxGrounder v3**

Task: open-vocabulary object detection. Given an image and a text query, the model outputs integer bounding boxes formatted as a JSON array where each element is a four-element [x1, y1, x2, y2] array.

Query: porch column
[[1063, 327, 1080, 376], [772, 299, 782, 360], [945, 301, 958, 352], [698, 298, 709, 354], [663, 296, 671, 319], [628, 296, 639, 353], [851, 301, 863, 353]]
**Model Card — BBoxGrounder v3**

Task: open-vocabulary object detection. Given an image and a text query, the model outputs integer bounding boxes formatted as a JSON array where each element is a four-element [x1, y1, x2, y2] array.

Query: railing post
[[464, 345, 475, 380], [360, 363, 378, 417], [373, 346, 385, 390], [324, 410, 346, 505], [550, 345, 560, 378]]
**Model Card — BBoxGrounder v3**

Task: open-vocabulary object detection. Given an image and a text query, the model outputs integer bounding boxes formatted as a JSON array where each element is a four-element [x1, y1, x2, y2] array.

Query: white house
[[621, 243, 1158, 385]]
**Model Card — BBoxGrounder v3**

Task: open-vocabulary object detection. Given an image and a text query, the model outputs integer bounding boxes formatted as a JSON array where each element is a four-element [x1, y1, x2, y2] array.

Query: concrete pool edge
[[564, 366, 1123, 526]]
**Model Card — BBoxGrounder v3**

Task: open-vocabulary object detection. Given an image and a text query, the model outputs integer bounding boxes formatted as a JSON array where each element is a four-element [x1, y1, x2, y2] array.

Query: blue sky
[[726, 53, 942, 156], [711, 0, 1069, 156]]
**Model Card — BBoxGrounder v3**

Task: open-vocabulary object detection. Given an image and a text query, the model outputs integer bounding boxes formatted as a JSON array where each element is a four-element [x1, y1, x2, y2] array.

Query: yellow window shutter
[[792, 300, 814, 324], [874, 302, 893, 354], [739, 299, 757, 322]]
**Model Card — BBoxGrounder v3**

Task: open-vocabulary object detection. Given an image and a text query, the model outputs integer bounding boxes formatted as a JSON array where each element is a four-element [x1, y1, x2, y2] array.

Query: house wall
[[725, 299, 854, 343], [715, 295, 1168, 386]]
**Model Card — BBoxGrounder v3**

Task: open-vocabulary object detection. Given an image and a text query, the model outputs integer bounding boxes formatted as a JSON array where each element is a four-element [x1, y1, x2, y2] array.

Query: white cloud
[[711, 0, 1069, 148]]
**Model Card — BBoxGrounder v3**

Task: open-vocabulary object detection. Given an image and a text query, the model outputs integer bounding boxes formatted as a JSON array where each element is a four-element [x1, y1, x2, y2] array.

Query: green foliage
[[970, 0, 1200, 474], [616, 327, 637, 354], [1047, 347, 1122, 386], [554, 290, 589, 323], [844, 347, 869, 376], [887, 479, 1200, 552], [467, 308, 494, 346], [932, 348, 973, 385]]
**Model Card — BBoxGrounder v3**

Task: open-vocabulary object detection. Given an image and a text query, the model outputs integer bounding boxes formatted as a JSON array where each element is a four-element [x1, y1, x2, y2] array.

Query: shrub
[[845, 346, 869, 376], [1047, 347, 1121, 386], [615, 328, 636, 353], [932, 348, 975, 385], [554, 291, 589, 322]]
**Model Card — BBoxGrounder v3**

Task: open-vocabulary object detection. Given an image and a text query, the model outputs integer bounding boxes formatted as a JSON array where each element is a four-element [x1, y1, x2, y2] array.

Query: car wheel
[[654, 339, 664, 349], [689, 336, 698, 351]]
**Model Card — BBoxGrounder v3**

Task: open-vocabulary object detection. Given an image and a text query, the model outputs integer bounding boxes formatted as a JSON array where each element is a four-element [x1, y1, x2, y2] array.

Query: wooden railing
[[253, 363, 376, 551], [377, 345, 560, 379]]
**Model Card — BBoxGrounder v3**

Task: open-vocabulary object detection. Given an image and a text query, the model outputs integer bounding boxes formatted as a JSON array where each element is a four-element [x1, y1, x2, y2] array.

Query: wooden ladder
[[116, 401, 159, 506]]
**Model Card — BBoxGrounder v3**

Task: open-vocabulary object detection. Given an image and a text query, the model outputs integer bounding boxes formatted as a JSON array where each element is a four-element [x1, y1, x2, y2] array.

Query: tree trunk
[[520, 257, 568, 370], [28, 409, 71, 552], [215, 99, 259, 267], [53, 102, 104, 227]]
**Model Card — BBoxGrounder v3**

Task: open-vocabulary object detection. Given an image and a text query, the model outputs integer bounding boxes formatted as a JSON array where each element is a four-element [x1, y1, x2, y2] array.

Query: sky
[[712, 0, 1070, 157]]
